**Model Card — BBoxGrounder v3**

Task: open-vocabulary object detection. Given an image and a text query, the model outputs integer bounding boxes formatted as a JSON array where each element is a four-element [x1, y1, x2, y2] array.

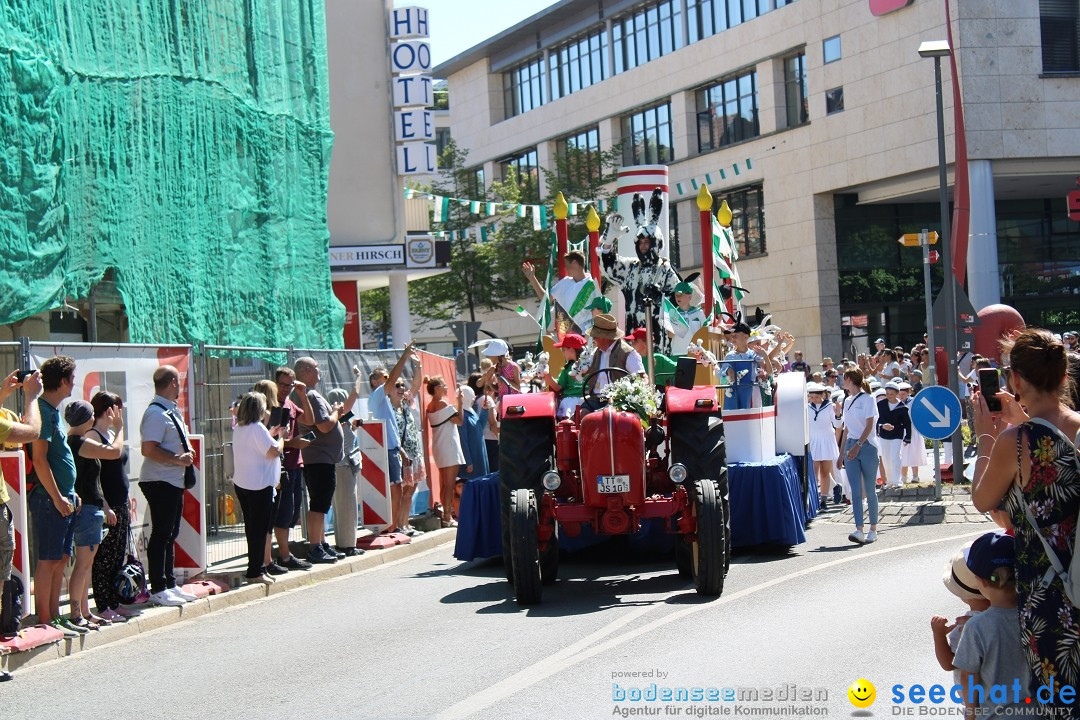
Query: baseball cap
[[966, 532, 1015, 581], [875, 338, 886, 345], [627, 328, 648, 342], [943, 541, 983, 601], [587, 296, 613, 313], [553, 333, 586, 350]]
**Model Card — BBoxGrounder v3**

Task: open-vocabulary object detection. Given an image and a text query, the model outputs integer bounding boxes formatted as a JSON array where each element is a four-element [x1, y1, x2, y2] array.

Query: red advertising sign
[[1068, 190, 1080, 222], [869, 0, 915, 16]]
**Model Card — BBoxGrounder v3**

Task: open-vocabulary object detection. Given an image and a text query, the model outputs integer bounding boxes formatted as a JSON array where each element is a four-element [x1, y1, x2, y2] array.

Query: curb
[[2, 529, 458, 675]]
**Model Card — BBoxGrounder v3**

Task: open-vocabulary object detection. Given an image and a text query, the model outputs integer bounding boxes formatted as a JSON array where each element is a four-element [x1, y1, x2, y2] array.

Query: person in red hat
[[543, 333, 587, 418], [628, 328, 677, 387]]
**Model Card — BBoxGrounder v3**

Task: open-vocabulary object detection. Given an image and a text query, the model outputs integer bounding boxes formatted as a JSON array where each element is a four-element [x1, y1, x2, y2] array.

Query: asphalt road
[[4, 516, 994, 719]]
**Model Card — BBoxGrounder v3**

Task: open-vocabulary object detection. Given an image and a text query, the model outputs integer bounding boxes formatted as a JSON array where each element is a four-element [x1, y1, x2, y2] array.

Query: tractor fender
[[665, 386, 720, 414], [500, 391, 557, 421]]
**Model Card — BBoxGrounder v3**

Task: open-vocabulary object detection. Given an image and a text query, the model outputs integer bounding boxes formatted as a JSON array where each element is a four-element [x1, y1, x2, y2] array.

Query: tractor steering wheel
[[580, 367, 631, 412]]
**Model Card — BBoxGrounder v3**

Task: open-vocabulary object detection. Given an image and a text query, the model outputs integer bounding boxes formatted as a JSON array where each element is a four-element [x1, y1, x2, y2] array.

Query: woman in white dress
[[807, 383, 839, 508], [425, 376, 464, 527], [898, 382, 926, 482]]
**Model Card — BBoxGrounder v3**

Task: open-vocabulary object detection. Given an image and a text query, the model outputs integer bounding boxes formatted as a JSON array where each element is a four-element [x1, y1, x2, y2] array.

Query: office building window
[[825, 86, 844, 115], [823, 35, 842, 64], [467, 167, 485, 198], [1040, 0, 1080, 72], [687, 0, 775, 42], [784, 53, 808, 128], [435, 128, 452, 157], [696, 70, 759, 151], [500, 149, 540, 204], [612, 1, 684, 74], [555, 126, 602, 183], [621, 103, 673, 165], [503, 56, 545, 119], [716, 184, 766, 256], [551, 30, 609, 99]]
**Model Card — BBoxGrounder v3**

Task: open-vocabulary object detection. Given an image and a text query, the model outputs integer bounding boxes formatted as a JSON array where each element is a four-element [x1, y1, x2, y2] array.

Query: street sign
[[1068, 190, 1080, 222], [928, 250, 939, 264], [932, 277, 980, 328], [898, 231, 939, 247], [911, 385, 962, 440]]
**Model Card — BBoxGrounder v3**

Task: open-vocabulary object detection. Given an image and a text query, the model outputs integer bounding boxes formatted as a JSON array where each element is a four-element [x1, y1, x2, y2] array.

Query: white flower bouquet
[[599, 375, 662, 427]]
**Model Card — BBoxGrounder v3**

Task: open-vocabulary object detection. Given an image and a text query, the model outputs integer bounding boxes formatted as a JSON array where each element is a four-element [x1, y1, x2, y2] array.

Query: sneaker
[[865, 530, 877, 543], [265, 561, 288, 576], [150, 590, 185, 607], [848, 530, 866, 545], [338, 547, 363, 557], [307, 546, 337, 564], [403, 526, 422, 537], [245, 574, 275, 585], [170, 587, 199, 603], [832, 485, 842, 504], [50, 618, 80, 638], [280, 555, 312, 571], [322, 542, 345, 560], [59, 617, 89, 634], [0, 670, 11, 682]]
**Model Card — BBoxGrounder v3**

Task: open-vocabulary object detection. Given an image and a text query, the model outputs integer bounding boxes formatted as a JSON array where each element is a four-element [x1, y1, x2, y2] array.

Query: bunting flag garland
[[673, 158, 755, 197], [435, 195, 450, 223]]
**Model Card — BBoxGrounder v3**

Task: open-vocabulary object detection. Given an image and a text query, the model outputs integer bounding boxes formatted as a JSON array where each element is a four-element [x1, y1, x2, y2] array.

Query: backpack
[[1016, 425, 1080, 608], [0, 575, 24, 635]]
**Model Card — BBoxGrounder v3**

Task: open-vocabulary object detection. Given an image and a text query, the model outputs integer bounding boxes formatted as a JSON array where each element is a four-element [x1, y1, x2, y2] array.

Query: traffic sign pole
[[920, 229, 943, 500]]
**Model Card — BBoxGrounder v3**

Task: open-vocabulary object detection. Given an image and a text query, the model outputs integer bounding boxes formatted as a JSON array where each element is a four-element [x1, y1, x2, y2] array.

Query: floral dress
[[393, 400, 426, 488], [1005, 418, 1080, 715]]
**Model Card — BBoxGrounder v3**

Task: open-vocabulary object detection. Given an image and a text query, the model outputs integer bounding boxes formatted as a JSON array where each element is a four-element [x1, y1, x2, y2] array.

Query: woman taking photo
[[232, 392, 285, 584], [425, 376, 464, 528], [971, 329, 1080, 717], [90, 392, 138, 622], [836, 368, 879, 544]]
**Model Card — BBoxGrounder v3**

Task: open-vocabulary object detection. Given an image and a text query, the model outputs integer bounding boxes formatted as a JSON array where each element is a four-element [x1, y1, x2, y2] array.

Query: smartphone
[[268, 407, 285, 427], [339, 410, 354, 424], [300, 431, 317, 442], [15, 369, 33, 383], [978, 368, 1002, 412]]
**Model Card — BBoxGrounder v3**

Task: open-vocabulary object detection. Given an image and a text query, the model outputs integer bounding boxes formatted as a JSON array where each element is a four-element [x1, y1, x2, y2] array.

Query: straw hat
[[587, 314, 623, 340]]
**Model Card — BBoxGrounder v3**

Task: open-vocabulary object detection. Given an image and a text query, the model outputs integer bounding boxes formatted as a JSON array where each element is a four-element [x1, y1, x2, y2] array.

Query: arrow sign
[[910, 385, 962, 440]]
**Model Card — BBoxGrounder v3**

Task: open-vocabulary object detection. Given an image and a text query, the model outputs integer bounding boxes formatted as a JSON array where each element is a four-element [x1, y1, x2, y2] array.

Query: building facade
[[433, 0, 1080, 361]]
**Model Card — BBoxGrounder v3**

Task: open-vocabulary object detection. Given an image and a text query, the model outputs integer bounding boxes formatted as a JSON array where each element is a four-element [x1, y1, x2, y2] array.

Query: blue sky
[[424, 0, 559, 67]]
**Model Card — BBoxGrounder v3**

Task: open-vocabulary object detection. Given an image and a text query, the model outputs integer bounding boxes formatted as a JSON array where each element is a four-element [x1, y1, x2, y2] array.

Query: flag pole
[[697, 184, 714, 315], [554, 192, 569, 279], [586, 205, 602, 284]]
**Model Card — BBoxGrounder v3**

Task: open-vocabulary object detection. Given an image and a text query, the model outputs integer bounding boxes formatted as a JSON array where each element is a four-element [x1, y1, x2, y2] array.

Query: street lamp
[[918, 40, 965, 482]]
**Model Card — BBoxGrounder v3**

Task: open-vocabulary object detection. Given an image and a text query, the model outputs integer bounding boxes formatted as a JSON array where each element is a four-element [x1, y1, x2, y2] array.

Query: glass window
[[435, 127, 452, 156], [467, 168, 485, 199], [621, 102, 673, 165], [503, 56, 546, 119], [823, 35, 842, 64], [696, 69, 759, 152], [551, 29, 610, 100], [825, 86, 844, 115], [1040, 0, 1080, 73], [500, 149, 540, 204], [784, 53, 808, 127], [612, 0, 684, 74], [714, 184, 766, 256], [555, 126, 602, 184]]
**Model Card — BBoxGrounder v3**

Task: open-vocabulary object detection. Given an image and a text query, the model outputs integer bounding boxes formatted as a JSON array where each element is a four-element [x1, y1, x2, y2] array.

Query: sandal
[[441, 518, 458, 528], [70, 616, 100, 631], [88, 613, 112, 626]]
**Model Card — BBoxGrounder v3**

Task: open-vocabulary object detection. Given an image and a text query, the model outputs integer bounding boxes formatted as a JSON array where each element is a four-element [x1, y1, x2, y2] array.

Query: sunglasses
[[394, 383, 406, 389]]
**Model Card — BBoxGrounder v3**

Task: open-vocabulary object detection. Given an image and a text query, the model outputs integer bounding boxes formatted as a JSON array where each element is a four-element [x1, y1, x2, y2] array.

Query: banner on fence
[[416, 350, 458, 508]]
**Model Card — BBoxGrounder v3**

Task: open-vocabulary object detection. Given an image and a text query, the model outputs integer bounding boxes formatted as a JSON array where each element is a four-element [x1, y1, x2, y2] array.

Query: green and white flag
[[470, 200, 481, 213], [516, 204, 528, 219], [486, 202, 497, 216], [434, 195, 450, 223]]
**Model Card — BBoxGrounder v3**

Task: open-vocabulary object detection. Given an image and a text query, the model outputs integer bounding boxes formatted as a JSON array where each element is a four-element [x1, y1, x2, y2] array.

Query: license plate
[[597, 475, 630, 493]]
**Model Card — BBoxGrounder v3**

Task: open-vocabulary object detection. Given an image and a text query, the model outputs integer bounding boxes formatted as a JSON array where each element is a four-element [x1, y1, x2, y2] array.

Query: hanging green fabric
[[0, 0, 343, 347]]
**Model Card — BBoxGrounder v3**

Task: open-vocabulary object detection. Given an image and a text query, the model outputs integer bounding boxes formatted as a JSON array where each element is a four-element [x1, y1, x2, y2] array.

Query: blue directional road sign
[[911, 386, 962, 440]]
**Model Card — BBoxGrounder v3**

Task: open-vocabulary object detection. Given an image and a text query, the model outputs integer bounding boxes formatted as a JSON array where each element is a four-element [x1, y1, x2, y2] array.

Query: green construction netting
[[0, 0, 344, 347]]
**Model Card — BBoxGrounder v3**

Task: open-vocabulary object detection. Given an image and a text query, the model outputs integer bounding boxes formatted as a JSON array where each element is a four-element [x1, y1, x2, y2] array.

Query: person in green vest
[[629, 328, 677, 387], [543, 333, 587, 418]]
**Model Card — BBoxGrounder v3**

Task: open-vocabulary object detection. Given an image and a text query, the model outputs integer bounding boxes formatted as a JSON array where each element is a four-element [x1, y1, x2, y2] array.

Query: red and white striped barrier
[[174, 435, 206, 581], [357, 420, 392, 532], [0, 451, 29, 621]]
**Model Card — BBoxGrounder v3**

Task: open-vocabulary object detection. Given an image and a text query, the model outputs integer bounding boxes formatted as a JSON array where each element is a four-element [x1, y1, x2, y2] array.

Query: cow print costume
[[600, 188, 680, 355]]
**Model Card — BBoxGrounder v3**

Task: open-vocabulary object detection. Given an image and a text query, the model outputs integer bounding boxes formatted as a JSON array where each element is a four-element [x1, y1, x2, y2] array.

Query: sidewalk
[[818, 482, 993, 526], [1, 528, 458, 676]]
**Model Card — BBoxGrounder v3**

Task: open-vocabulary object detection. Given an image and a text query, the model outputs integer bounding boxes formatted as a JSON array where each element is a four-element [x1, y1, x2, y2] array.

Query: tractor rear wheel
[[691, 479, 726, 596], [509, 488, 543, 605]]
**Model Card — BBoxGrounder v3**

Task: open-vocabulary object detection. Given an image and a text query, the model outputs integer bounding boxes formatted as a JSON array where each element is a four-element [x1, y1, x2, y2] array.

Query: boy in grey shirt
[[953, 532, 1033, 716]]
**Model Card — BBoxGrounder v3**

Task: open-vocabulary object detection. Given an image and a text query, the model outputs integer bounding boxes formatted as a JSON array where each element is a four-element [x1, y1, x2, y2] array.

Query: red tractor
[[498, 369, 729, 605]]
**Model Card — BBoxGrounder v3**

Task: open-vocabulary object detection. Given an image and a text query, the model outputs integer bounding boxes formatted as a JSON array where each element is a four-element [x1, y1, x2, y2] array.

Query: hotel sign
[[390, 6, 436, 175]]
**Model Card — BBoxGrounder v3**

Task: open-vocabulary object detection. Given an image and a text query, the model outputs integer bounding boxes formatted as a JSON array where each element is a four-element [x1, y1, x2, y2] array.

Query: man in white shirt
[[585, 314, 645, 391], [522, 251, 599, 335]]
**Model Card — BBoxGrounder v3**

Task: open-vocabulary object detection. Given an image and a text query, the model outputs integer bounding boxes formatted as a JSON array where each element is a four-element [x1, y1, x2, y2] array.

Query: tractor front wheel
[[509, 488, 543, 605], [691, 479, 726, 597]]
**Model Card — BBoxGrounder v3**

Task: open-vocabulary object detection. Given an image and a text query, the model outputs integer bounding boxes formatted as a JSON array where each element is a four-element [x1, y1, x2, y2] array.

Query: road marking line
[[434, 529, 984, 720]]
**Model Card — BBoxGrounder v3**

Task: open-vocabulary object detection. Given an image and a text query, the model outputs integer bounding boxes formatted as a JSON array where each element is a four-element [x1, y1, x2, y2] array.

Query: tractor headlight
[[542, 471, 562, 491], [669, 463, 689, 484]]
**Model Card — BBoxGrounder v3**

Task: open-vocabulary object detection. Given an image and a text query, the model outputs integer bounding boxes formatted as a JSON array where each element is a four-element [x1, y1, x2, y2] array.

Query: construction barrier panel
[[357, 420, 392, 532], [0, 450, 29, 621]]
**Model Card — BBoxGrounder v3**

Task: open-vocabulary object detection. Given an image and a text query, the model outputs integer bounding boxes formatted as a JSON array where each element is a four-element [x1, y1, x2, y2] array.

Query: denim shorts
[[29, 489, 76, 561], [73, 504, 105, 549], [387, 449, 402, 486]]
